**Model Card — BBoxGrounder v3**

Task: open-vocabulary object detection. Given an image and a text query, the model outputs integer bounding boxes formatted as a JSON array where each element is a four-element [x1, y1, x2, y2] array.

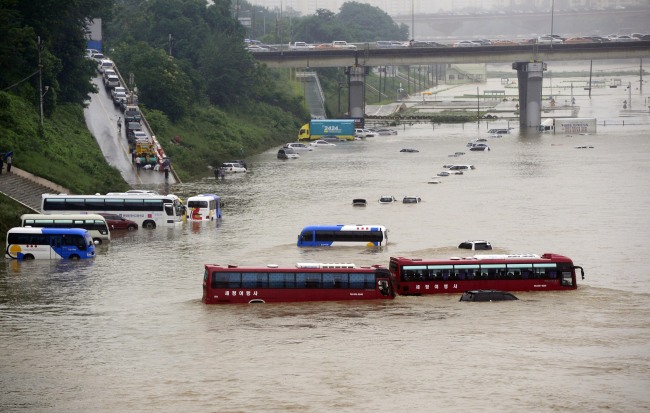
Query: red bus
[[203, 263, 396, 304], [389, 254, 584, 296]]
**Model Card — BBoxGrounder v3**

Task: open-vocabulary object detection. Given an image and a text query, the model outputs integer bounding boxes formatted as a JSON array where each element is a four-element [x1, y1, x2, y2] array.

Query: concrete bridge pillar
[[512, 61, 547, 130], [346, 65, 367, 123]]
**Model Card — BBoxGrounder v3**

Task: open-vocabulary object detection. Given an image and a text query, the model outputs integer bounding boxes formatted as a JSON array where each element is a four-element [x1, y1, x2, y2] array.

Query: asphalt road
[[83, 75, 175, 186]]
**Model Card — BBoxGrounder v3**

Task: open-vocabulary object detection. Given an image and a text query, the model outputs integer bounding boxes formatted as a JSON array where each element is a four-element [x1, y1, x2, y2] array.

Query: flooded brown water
[[2, 71, 650, 412]]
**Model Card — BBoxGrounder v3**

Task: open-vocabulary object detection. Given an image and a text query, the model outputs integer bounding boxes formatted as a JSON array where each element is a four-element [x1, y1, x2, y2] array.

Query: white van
[[97, 59, 114, 73]]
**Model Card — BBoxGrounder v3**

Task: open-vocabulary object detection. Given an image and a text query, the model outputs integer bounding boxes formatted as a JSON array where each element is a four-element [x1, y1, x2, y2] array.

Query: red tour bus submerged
[[203, 262, 396, 304], [389, 253, 584, 296]]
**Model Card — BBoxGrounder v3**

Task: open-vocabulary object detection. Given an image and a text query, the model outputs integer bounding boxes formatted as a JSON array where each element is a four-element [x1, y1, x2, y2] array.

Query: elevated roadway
[[254, 41, 649, 130], [84, 75, 177, 186], [253, 41, 650, 68]]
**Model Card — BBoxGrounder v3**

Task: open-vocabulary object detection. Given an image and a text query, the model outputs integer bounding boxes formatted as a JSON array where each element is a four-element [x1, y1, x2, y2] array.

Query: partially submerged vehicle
[[458, 240, 493, 251], [459, 290, 518, 302]]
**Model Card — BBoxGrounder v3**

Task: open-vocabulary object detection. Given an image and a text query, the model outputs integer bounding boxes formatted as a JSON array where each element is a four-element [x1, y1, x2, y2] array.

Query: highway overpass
[[253, 41, 649, 130], [253, 41, 650, 69]]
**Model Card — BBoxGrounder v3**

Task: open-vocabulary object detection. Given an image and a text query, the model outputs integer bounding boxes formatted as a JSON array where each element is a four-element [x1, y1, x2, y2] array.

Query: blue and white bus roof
[[300, 224, 386, 231]]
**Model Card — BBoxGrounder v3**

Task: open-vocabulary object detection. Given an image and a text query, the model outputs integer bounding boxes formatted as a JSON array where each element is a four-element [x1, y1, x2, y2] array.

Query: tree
[[337, 2, 408, 42], [11, 0, 112, 106], [111, 42, 193, 120]]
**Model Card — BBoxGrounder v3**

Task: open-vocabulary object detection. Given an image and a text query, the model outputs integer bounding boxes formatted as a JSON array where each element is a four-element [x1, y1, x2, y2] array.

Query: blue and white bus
[[297, 224, 388, 247], [186, 194, 222, 221], [5, 227, 96, 260]]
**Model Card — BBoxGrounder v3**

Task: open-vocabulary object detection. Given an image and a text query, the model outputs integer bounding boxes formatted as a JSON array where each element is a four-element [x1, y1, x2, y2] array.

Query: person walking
[[5, 153, 11, 173], [220, 167, 225, 180], [117, 117, 122, 133], [135, 155, 141, 171]]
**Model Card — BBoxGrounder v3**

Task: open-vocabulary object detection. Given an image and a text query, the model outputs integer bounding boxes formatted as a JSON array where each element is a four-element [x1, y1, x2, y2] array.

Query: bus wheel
[[143, 221, 156, 229], [249, 299, 266, 304], [127, 225, 137, 231], [69, 255, 80, 260], [23, 254, 35, 260]]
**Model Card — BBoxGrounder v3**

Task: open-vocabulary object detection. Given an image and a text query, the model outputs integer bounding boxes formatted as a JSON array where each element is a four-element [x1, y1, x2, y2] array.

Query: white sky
[[247, 0, 480, 16]]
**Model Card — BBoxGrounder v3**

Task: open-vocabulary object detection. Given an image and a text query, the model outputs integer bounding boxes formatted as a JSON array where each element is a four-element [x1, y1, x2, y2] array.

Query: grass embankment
[[0, 81, 308, 242], [0, 91, 129, 194], [144, 100, 302, 180]]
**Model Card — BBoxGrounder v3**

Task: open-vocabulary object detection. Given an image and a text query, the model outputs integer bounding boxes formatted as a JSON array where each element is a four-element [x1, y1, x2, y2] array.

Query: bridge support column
[[512, 61, 547, 130], [346, 65, 367, 123]]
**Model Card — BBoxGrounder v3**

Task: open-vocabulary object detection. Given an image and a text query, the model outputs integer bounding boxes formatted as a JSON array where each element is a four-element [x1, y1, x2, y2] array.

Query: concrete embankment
[[0, 167, 70, 212]]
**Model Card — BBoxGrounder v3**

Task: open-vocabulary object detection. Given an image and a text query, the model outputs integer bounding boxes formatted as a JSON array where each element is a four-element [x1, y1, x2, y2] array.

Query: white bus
[[186, 194, 222, 222], [21, 213, 111, 244], [6, 227, 96, 260], [41, 193, 183, 229]]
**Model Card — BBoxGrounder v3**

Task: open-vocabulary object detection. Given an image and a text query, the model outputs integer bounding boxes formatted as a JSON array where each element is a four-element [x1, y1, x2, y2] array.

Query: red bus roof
[[390, 253, 573, 265]]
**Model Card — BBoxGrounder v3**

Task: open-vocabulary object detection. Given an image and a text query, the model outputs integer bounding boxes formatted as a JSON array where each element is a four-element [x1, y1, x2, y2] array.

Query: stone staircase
[[0, 168, 71, 212]]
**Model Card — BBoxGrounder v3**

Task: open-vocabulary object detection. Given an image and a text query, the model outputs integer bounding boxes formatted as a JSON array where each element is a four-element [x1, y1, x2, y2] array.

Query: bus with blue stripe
[[5, 227, 96, 260], [297, 224, 388, 247]]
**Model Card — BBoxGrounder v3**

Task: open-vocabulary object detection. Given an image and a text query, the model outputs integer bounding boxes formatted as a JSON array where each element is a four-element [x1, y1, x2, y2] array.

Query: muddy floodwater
[[2, 66, 650, 412]]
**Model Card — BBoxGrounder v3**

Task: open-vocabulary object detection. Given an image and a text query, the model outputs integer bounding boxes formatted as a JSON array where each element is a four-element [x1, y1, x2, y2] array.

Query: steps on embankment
[[0, 167, 71, 212]]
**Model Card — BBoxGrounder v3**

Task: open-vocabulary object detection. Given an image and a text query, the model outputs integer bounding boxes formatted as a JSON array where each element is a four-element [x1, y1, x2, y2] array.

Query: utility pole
[[38, 36, 44, 127]]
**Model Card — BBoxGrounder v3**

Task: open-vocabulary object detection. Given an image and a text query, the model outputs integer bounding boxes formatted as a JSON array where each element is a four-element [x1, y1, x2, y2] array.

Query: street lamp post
[[411, 0, 415, 41], [550, 0, 555, 49]]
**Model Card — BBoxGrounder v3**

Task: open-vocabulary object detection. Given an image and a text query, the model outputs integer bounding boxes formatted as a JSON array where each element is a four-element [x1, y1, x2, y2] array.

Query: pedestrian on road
[[135, 155, 141, 171], [117, 117, 122, 133], [5, 153, 11, 173], [220, 167, 225, 180]]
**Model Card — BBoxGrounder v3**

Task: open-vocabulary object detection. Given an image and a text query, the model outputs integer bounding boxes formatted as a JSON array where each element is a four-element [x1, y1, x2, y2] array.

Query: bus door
[[164, 203, 174, 216], [50, 235, 63, 259], [378, 279, 394, 297]]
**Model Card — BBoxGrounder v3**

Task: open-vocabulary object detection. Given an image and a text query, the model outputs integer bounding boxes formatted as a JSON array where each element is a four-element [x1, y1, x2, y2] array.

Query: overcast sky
[[247, 0, 477, 16]]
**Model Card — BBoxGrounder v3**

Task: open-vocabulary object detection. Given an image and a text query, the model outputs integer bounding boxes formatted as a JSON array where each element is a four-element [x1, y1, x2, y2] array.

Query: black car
[[459, 290, 518, 302]]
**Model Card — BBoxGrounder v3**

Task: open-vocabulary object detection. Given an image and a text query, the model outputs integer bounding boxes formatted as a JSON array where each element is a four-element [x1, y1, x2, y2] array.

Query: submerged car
[[310, 140, 336, 147], [458, 240, 493, 251], [99, 213, 138, 231], [459, 290, 518, 302], [378, 195, 396, 204], [402, 196, 421, 204], [284, 142, 313, 152], [469, 143, 490, 151], [277, 148, 299, 159], [221, 162, 247, 173]]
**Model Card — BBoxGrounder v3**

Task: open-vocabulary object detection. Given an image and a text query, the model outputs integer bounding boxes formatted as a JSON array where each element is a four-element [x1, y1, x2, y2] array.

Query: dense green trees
[[0, 0, 112, 112], [267, 2, 408, 44]]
